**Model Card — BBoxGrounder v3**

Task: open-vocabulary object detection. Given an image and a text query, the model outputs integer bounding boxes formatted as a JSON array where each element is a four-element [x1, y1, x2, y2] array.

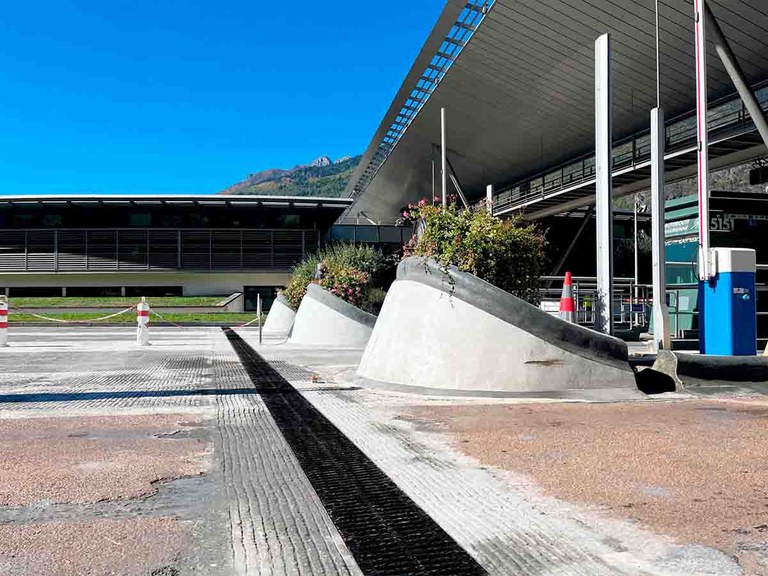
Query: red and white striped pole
[[136, 297, 150, 346], [0, 299, 8, 346]]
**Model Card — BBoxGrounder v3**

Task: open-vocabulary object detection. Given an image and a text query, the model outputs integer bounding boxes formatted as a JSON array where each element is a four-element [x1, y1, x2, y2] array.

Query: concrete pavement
[[0, 327, 758, 575]]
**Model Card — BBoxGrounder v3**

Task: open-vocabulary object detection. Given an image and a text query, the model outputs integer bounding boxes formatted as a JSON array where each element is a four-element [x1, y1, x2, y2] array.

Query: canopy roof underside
[[345, 0, 768, 220]]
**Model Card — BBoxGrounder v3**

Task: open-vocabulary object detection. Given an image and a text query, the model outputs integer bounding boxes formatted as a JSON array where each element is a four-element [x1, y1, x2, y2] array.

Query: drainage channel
[[223, 328, 487, 576]]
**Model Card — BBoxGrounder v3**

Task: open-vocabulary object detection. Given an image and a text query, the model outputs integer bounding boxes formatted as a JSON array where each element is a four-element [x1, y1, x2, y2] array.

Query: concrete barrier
[[290, 283, 377, 347], [673, 352, 768, 388], [357, 258, 639, 397], [263, 294, 296, 335]]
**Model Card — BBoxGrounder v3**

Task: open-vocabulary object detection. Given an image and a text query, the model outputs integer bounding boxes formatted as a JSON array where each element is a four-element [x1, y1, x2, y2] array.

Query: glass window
[[380, 226, 405, 244], [330, 226, 355, 242], [244, 286, 279, 312], [354, 226, 379, 243]]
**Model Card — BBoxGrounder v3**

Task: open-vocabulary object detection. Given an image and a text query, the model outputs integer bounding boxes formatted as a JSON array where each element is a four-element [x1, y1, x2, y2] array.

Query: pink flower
[[418, 199, 427, 207], [402, 211, 409, 217]]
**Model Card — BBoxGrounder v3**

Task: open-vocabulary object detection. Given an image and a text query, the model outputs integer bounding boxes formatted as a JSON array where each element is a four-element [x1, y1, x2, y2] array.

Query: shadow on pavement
[[0, 388, 259, 404]]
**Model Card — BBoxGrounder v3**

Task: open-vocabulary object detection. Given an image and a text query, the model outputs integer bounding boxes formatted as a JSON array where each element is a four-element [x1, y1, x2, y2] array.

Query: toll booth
[[700, 248, 757, 356], [664, 191, 768, 349]]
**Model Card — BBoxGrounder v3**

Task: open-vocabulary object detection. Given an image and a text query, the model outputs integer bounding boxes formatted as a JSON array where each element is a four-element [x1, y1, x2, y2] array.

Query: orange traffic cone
[[559, 272, 575, 323]]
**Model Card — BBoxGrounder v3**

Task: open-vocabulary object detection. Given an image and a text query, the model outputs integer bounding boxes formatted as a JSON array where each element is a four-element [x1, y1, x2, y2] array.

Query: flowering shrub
[[317, 266, 369, 308], [405, 202, 546, 304], [282, 243, 387, 314], [396, 197, 434, 226]]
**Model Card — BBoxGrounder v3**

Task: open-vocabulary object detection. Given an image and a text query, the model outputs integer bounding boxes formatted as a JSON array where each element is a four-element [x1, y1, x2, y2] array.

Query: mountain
[[219, 155, 361, 197], [614, 162, 768, 210]]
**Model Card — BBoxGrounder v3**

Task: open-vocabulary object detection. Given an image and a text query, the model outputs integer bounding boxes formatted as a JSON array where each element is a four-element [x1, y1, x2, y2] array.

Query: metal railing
[[485, 84, 768, 215], [328, 224, 414, 245], [0, 228, 320, 273], [539, 275, 651, 328], [542, 270, 768, 339]]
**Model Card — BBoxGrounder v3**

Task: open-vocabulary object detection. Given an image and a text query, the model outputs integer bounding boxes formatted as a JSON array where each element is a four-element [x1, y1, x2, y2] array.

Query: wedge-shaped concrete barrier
[[290, 283, 377, 347], [263, 294, 296, 335], [358, 258, 639, 397]]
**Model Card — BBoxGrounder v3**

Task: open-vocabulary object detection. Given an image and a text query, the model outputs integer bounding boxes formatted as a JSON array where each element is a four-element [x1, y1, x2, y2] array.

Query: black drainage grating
[[223, 329, 487, 576]]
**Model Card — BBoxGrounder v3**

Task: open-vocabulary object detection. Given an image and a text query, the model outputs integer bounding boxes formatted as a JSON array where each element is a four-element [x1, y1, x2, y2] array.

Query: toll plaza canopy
[[343, 0, 768, 222]]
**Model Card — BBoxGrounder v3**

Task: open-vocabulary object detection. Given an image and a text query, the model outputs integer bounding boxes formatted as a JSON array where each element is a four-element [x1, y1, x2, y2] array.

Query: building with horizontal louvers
[[0, 195, 352, 308]]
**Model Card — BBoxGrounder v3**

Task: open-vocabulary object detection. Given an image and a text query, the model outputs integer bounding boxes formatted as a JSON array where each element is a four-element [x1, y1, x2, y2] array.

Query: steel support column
[[445, 156, 469, 209], [704, 1, 768, 149], [441, 108, 448, 206], [694, 0, 711, 280], [486, 184, 494, 214], [651, 107, 671, 350], [595, 34, 614, 335]]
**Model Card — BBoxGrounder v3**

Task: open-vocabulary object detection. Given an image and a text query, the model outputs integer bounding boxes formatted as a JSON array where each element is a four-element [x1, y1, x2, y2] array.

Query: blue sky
[[0, 1, 444, 195]]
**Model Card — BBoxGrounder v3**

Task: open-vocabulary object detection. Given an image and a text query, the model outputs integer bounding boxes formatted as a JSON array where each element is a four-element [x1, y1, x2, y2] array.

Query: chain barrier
[[148, 309, 185, 328], [7, 303, 263, 328], [150, 309, 263, 328], [239, 316, 263, 328], [9, 304, 137, 324]]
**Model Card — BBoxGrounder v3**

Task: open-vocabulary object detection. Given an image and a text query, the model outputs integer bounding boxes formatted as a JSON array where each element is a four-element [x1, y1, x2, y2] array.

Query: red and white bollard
[[0, 299, 8, 347], [136, 297, 150, 346]]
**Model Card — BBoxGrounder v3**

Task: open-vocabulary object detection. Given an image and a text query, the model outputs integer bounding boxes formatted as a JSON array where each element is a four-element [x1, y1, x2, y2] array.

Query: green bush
[[405, 203, 546, 303], [282, 243, 388, 314]]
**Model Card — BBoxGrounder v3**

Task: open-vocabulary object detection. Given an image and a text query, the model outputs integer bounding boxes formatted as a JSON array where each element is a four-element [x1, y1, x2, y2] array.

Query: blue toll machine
[[700, 248, 757, 356]]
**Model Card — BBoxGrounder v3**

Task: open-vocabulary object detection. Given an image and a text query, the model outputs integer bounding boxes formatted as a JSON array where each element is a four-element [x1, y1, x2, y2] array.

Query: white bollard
[[136, 297, 150, 346], [257, 293, 262, 345], [0, 299, 8, 347]]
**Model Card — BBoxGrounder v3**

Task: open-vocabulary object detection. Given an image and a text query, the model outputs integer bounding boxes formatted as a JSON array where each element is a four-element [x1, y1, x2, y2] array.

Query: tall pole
[[633, 194, 639, 289], [431, 146, 436, 202], [595, 34, 614, 335], [655, 0, 661, 108], [257, 293, 263, 345], [486, 184, 494, 214], [651, 107, 671, 350], [633, 194, 639, 330], [694, 0, 711, 280], [441, 108, 448, 206]]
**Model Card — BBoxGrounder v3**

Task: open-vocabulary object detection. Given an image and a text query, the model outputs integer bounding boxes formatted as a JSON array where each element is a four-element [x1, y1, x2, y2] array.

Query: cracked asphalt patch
[[0, 328, 230, 576], [0, 415, 211, 507]]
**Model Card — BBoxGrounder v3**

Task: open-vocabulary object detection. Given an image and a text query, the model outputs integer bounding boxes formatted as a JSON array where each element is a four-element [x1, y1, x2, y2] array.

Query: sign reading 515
[[710, 214, 735, 232]]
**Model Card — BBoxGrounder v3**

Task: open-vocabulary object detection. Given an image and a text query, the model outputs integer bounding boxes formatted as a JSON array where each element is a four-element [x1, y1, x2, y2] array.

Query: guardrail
[[328, 224, 413, 245], [539, 276, 651, 328], [542, 271, 768, 339], [485, 84, 768, 215]]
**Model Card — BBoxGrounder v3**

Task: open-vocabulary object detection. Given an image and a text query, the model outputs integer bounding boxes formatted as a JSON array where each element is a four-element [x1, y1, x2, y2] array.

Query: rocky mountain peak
[[308, 156, 332, 168]]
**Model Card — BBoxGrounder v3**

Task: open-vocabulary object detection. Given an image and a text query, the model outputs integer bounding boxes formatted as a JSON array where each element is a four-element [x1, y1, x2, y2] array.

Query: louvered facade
[[0, 195, 352, 299]]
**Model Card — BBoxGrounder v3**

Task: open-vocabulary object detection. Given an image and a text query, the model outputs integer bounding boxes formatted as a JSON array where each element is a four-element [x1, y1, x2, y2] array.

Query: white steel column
[[595, 34, 614, 335], [651, 107, 671, 350], [486, 184, 494, 213], [694, 0, 711, 280], [441, 108, 448, 206]]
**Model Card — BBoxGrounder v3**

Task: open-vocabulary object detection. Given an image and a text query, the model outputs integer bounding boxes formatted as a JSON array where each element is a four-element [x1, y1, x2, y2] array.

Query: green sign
[[665, 217, 698, 238]]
